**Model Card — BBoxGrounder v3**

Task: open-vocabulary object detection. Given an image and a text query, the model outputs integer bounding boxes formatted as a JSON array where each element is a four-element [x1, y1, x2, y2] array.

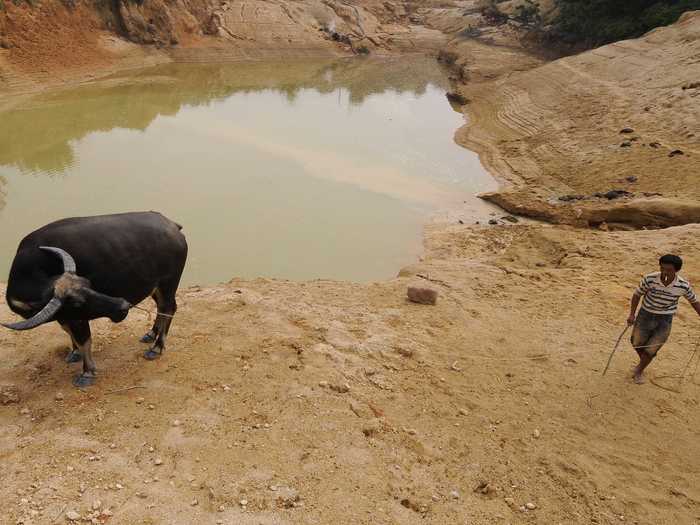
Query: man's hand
[[627, 314, 636, 326]]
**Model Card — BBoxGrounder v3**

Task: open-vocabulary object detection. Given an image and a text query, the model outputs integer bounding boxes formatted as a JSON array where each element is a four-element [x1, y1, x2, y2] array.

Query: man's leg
[[632, 315, 672, 384]]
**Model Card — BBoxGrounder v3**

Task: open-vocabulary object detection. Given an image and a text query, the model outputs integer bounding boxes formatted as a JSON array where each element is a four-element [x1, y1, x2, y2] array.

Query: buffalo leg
[[66, 320, 97, 387], [144, 286, 177, 361], [60, 323, 83, 363], [140, 291, 160, 343]]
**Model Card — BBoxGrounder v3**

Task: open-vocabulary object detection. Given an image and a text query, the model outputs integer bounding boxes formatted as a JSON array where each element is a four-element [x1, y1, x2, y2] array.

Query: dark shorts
[[631, 308, 673, 357]]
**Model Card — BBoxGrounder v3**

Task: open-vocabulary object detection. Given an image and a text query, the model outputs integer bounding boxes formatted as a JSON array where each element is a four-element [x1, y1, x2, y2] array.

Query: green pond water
[[0, 57, 496, 285]]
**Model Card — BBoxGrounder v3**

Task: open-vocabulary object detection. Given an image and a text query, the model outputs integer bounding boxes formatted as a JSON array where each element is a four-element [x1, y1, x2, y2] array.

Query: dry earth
[[2, 2, 700, 525]]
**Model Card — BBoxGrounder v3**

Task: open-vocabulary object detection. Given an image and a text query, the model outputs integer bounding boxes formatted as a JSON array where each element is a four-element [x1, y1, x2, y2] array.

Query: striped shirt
[[635, 272, 698, 315]]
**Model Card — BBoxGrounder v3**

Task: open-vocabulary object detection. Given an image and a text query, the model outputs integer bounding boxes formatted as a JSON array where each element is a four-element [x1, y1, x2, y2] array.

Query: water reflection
[[0, 58, 446, 177], [0, 56, 495, 284]]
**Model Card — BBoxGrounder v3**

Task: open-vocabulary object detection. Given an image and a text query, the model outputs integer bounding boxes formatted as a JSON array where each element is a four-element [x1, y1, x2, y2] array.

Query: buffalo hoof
[[143, 348, 162, 361], [140, 330, 156, 344], [73, 373, 96, 388], [65, 350, 83, 364]]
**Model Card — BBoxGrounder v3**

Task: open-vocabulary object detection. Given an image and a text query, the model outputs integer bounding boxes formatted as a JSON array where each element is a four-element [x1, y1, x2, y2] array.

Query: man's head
[[659, 254, 683, 280]]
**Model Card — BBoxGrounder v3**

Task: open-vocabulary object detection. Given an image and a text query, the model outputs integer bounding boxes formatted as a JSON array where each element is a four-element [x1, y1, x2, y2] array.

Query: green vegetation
[[554, 0, 700, 46]]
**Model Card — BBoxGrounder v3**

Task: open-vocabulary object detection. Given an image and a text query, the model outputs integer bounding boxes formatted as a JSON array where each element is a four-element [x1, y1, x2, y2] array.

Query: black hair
[[659, 254, 683, 271]]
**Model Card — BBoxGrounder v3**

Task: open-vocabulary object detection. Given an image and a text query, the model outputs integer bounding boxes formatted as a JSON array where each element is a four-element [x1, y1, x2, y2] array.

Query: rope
[[129, 304, 175, 320]]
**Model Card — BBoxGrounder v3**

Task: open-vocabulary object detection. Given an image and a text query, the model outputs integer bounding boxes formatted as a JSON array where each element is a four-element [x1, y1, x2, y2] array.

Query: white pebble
[[55, 392, 65, 401], [154, 458, 163, 466], [66, 510, 80, 521], [172, 420, 182, 427], [450, 490, 460, 500], [92, 500, 101, 510], [239, 499, 248, 506], [533, 429, 541, 439], [526, 502, 536, 510]]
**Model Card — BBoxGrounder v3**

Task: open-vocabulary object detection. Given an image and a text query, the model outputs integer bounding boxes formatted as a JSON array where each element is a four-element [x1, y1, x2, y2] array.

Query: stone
[[407, 286, 438, 306], [525, 502, 536, 510], [625, 176, 638, 183], [669, 149, 684, 157], [649, 141, 661, 148], [446, 92, 468, 105], [239, 499, 248, 506], [620, 128, 634, 134], [135, 397, 145, 404], [501, 215, 519, 223], [450, 490, 460, 500], [488, 218, 499, 225], [55, 392, 65, 401], [154, 458, 163, 466], [172, 420, 182, 427], [558, 194, 584, 202], [0, 385, 20, 405], [191, 499, 199, 506], [66, 510, 80, 521], [92, 500, 101, 510], [330, 383, 350, 394], [504, 497, 515, 507], [533, 429, 541, 439], [318, 381, 329, 388], [620, 141, 632, 147], [458, 408, 469, 416]]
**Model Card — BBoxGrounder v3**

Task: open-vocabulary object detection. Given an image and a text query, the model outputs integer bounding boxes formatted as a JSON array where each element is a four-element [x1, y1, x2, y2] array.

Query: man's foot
[[73, 373, 96, 388], [633, 372, 645, 385]]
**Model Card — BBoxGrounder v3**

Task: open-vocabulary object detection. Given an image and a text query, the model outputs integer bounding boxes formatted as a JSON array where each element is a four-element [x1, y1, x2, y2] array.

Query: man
[[628, 254, 700, 384]]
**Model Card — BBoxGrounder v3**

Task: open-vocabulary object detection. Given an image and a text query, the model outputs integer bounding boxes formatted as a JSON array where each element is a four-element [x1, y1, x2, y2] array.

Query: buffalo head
[[2, 246, 130, 330]]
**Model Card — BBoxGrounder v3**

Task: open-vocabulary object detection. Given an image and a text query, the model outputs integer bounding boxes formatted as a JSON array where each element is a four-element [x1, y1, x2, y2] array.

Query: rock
[[649, 141, 661, 148], [446, 92, 468, 105], [620, 141, 632, 148], [450, 490, 460, 500], [362, 418, 381, 437], [533, 429, 541, 438], [682, 81, 700, 90], [669, 149, 684, 157], [501, 215, 519, 223], [239, 499, 248, 506], [526, 502, 537, 510], [330, 383, 350, 394], [488, 218, 499, 225], [136, 397, 145, 404], [172, 419, 182, 427], [191, 498, 199, 506], [625, 176, 638, 183], [0, 385, 20, 405], [620, 128, 634, 134], [458, 408, 469, 416], [558, 194, 584, 202], [407, 286, 438, 305], [66, 510, 80, 521], [318, 381, 329, 388], [154, 458, 163, 466], [92, 500, 101, 510], [504, 497, 515, 507], [396, 346, 414, 358], [598, 190, 632, 200], [55, 392, 65, 401]]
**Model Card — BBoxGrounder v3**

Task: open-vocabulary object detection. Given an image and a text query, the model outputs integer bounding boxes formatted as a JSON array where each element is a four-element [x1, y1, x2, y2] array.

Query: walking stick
[[603, 325, 630, 376]]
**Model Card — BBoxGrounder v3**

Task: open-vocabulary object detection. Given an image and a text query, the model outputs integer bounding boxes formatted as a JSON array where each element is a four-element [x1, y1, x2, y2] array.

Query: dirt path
[[2, 4, 700, 525]]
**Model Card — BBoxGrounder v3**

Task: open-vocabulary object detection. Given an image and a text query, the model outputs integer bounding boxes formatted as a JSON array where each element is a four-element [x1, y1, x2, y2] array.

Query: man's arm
[[690, 300, 700, 317], [628, 293, 641, 325]]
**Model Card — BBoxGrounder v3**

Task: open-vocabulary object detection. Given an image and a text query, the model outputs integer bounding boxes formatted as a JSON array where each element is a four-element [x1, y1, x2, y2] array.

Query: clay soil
[[1, 3, 700, 525]]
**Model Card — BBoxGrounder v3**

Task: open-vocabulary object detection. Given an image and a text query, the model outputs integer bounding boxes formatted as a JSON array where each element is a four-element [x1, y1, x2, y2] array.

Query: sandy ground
[[2, 3, 700, 525]]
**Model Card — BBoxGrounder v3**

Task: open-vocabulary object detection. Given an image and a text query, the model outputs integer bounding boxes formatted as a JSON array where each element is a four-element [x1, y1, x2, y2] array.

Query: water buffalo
[[2, 212, 188, 387]]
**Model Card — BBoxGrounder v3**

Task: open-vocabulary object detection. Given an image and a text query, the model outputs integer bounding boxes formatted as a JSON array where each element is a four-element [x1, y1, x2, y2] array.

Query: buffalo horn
[[1, 297, 63, 331], [40, 246, 77, 273]]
